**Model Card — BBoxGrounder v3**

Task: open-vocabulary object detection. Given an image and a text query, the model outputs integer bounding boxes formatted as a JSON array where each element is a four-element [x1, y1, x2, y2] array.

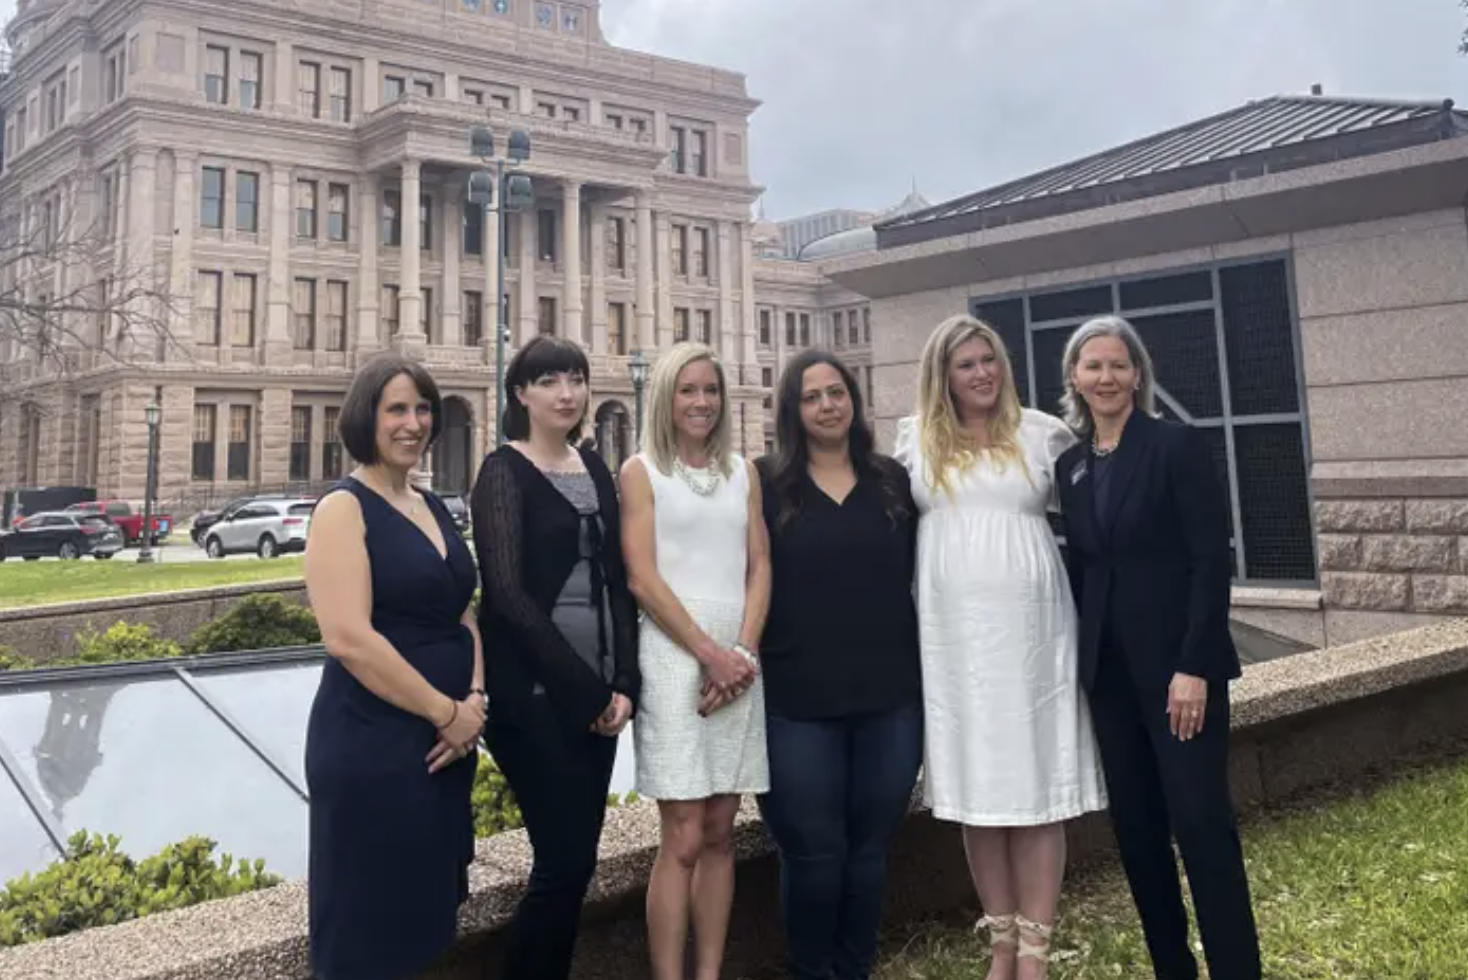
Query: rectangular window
[[99, 171, 117, 237], [799, 313, 811, 346], [194, 270, 222, 344], [696, 309, 712, 345], [227, 405, 252, 481], [785, 311, 796, 346], [239, 51, 262, 109], [605, 113, 623, 130], [412, 79, 433, 98], [295, 179, 317, 239], [758, 309, 771, 346], [204, 45, 228, 104], [670, 125, 686, 173], [421, 286, 434, 340], [537, 209, 557, 262], [419, 193, 432, 252], [104, 42, 126, 103], [863, 308, 871, 342], [236, 171, 260, 232], [463, 198, 484, 256], [292, 278, 316, 349], [537, 101, 556, 118], [289, 406, 311, 481], [761, 367, 773, 387], [849, 316, 859, 345], [691, 130, 707, 177], [230, 273, 256, 346], [693, 227, 709, 277], [329, 67, 351, 122], [297, 61, 321, 117], [463, 290, 483, 346], [674, 307, 690, 342], [833, 311, 844, 346], [322, 407, 343, 479], [563, 106, 580, 123], [327, 183, 349, 242], [381, 190, 401, 246], [191, 405, 216, 480], [383, 75, 406, 102], [381, 285, 399, 339], [607, 217, 625, 273], [607, 302, 625, 355], [672, 224, 687, 275], [325, 280, 347, 351], [491, 93, 511, 110], [200, 167, 225, 228], [462, 87, 484, 105], [538, 296, 556, 335]]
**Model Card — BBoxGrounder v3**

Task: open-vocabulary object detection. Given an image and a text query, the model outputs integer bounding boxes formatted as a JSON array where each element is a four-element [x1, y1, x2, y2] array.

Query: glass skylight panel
[[194, 662, 324, 787], [0, 769, 57, 885], [0, 675, 309, 881]]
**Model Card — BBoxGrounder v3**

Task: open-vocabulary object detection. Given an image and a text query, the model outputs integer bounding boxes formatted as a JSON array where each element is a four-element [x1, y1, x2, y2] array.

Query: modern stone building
[[0, 0, 873, 508], [827, 92, 1468, 647]]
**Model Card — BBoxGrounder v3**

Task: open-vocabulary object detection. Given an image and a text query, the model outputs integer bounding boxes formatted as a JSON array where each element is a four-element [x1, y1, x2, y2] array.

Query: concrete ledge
[[0, 580, 307, 662], [3, 618, 1466, 980], [1230, 586, 1322, 611]]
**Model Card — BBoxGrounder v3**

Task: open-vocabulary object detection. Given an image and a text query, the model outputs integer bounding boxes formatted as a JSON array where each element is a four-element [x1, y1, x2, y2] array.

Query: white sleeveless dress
[[633, 453, 770, 800], [895, 410, 1107, 826]]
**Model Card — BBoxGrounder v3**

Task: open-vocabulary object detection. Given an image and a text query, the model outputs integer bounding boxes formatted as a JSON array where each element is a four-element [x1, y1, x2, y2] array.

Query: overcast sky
[[3, 0, 1464, 220], [603, 0, 1468, 220]]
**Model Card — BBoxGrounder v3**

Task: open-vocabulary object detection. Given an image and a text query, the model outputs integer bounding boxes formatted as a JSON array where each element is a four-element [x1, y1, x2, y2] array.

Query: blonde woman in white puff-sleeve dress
[[895, 315, 1106, 980], [619, 342, 771, 980]]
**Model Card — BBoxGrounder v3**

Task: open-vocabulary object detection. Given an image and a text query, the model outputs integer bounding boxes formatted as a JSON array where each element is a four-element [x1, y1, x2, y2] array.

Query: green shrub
[[0, 831, 280, 948], [471, 755, 640, 838], [0, 646, 34, 671], [72, 622, 182, 665], [186, 594, 320, 655]]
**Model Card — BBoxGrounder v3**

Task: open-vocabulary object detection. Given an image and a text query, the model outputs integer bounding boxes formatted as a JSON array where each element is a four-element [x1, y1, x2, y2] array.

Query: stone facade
[[0, 0, 874, 507], [1317, 499, 1468, 616]]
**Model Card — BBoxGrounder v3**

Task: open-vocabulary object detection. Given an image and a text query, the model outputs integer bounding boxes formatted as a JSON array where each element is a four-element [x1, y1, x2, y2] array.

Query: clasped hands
[[697, 640, 758, 717], [426, 692, 487, 773]]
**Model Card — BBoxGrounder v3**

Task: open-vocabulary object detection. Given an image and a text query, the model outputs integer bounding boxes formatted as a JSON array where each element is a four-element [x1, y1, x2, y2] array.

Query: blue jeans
[[757, 703, 924, 980]]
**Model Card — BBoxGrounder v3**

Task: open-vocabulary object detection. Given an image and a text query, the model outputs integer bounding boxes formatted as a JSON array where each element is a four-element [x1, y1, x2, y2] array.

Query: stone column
[[362, 57, 381, 113], [124, 148, 158, 358], [355, 173, 381, 357], [274, 42, 295, 114], [264, 165, 293, 364], [655, 211, 673, 348], [397, 159, 424, 340], [561, 180, 583, 346], [517, 210, 537, 343], [441, 182, 462, 346], [484, 194, 501, 353], [634, 192, 655, 351], [169, 152, 197, 346], [717, 219, 734, 357], [588, 202, 607, 354], [739, 222, 758, 378]]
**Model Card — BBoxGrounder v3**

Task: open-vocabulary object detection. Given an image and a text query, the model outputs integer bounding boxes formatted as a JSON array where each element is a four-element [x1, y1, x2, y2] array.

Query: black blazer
[[1056, 413, 1240, 694], [469, 445, 640, 731]]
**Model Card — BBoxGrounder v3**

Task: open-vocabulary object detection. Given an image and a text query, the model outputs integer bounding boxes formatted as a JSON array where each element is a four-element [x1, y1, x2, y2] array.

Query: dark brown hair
[[338, 355, 444, 465]]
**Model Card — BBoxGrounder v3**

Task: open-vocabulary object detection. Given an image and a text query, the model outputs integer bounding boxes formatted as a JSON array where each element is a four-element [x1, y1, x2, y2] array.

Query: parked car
[[0, 511, 125, 561], [65, 499, 173, 547], [190, 494, 294, 546], [440, 493, 470, 534], [201, 498, 317, 559]]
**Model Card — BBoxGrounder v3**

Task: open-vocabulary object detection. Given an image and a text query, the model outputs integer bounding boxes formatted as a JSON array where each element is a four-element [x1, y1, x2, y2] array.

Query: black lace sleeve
[[471, 451, 611, 728], [590, 453, 642, 710]]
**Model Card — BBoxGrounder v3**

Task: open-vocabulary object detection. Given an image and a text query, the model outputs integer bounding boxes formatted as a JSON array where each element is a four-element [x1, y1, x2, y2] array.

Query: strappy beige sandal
[[974, 912, 1018, 952], [1015, 915, 1053, 972]]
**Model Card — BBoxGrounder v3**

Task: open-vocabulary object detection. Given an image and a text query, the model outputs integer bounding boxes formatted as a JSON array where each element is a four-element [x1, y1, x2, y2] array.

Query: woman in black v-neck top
[[756, 350, 923, 980]]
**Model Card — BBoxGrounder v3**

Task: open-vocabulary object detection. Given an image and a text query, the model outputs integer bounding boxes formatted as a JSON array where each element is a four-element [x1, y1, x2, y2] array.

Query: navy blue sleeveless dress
[[305, 479, 479, 980]]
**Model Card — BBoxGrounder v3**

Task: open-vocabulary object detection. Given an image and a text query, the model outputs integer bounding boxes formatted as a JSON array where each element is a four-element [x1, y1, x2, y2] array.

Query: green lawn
[[0, 559, 304, 609], [874, 753, 1468, 980]]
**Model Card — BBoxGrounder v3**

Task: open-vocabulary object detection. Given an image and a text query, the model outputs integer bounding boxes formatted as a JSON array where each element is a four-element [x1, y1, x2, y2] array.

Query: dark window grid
[[227, 441, 249, 481], [289, 441, 310, 482], [191, 438, 214, 481], [1131, 308, 1225, 420], [236, 174, 260, 232], [1233, 423, 1316, 581], [1219, 261, 1302, 416]]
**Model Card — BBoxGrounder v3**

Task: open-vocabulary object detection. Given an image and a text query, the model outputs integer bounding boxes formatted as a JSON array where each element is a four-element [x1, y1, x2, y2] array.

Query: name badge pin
[[1071, 462, 1088, 485]]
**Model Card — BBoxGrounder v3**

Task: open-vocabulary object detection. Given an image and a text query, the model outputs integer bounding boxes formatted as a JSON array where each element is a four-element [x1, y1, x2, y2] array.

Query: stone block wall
[[1317, 499, 1468, 616]]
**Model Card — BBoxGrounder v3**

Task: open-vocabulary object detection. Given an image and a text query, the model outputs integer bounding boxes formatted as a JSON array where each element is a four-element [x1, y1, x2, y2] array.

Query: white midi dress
[[894, 410, 1107, 826], [633, 454, 770, 800]]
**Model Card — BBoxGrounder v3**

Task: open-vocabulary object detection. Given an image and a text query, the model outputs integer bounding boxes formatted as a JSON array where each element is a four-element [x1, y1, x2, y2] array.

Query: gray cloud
[[603, 0, 1468, 219]]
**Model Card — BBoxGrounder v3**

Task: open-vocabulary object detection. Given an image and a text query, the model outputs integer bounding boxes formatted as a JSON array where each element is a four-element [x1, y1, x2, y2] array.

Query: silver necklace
[[674, 457, 721, 497], [1091, 435, 1120, 458]]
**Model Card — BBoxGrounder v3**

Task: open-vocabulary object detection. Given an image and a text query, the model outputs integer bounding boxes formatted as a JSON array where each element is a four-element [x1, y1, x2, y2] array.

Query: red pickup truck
[[65, 500, 174, 547]]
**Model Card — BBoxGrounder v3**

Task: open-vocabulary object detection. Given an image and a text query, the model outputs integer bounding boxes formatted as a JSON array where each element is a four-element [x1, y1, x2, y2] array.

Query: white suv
[[202, 498, 316, 559]]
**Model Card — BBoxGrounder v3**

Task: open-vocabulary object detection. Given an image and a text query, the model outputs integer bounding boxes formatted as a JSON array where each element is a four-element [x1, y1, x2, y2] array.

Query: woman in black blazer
[[470, 336, 641, 980], [1054, 316, 1260, 980]]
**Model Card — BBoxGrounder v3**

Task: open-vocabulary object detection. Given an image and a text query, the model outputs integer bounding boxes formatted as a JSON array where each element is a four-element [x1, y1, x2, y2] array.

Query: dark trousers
[[757, 703, 924, 980], [485, 700, 618, 980], [1089, 648, 1261, 980]]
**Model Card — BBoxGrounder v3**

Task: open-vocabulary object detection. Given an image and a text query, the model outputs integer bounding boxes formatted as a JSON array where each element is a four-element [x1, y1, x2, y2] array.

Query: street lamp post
[[469, 125, 533, 446], [629, 348, 649, 444], [138, 393, 161, 565]]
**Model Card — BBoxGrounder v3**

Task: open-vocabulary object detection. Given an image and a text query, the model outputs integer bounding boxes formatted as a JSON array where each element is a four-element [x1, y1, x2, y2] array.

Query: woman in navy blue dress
[[304, 355, 487, 980]]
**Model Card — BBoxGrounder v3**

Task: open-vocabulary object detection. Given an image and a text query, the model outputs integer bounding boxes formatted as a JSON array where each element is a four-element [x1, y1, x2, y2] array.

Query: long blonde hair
[[915, 314, 1028, 496], [640, 342, 734, 476]]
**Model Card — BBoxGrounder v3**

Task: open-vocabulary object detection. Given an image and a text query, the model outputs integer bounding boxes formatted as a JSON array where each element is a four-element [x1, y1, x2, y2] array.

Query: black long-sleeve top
[[470, 445, 640, 731], [756, 455, 922, 720]]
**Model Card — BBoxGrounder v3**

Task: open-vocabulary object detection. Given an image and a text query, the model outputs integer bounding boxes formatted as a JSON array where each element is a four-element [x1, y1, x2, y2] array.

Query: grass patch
[[874, 754, 1468, 980], [0, 559, 304, 610]]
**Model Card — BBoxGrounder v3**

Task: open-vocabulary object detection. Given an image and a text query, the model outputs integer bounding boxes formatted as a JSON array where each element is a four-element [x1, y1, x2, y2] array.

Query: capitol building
[[0, 0, 903, 505]]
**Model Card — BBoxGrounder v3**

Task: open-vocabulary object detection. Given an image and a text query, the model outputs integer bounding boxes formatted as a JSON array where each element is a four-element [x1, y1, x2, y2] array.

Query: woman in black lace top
[[470, 337, 641, 980]]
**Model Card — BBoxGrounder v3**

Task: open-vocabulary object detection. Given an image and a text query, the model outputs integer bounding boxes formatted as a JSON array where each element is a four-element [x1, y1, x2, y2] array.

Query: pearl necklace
[[674, 457, 721, 497]]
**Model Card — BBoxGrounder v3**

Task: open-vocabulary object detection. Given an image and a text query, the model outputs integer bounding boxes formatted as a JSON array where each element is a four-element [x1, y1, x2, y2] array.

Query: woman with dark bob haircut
[[755, 349, 924, 980], [304, 355, 486, 980], [471, 336, 641, 980]]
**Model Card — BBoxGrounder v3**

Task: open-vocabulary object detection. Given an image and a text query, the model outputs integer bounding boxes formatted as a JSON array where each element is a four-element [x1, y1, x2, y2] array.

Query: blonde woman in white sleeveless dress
[[894, 315, 1106, 980], [620, 342, 771, 980]]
